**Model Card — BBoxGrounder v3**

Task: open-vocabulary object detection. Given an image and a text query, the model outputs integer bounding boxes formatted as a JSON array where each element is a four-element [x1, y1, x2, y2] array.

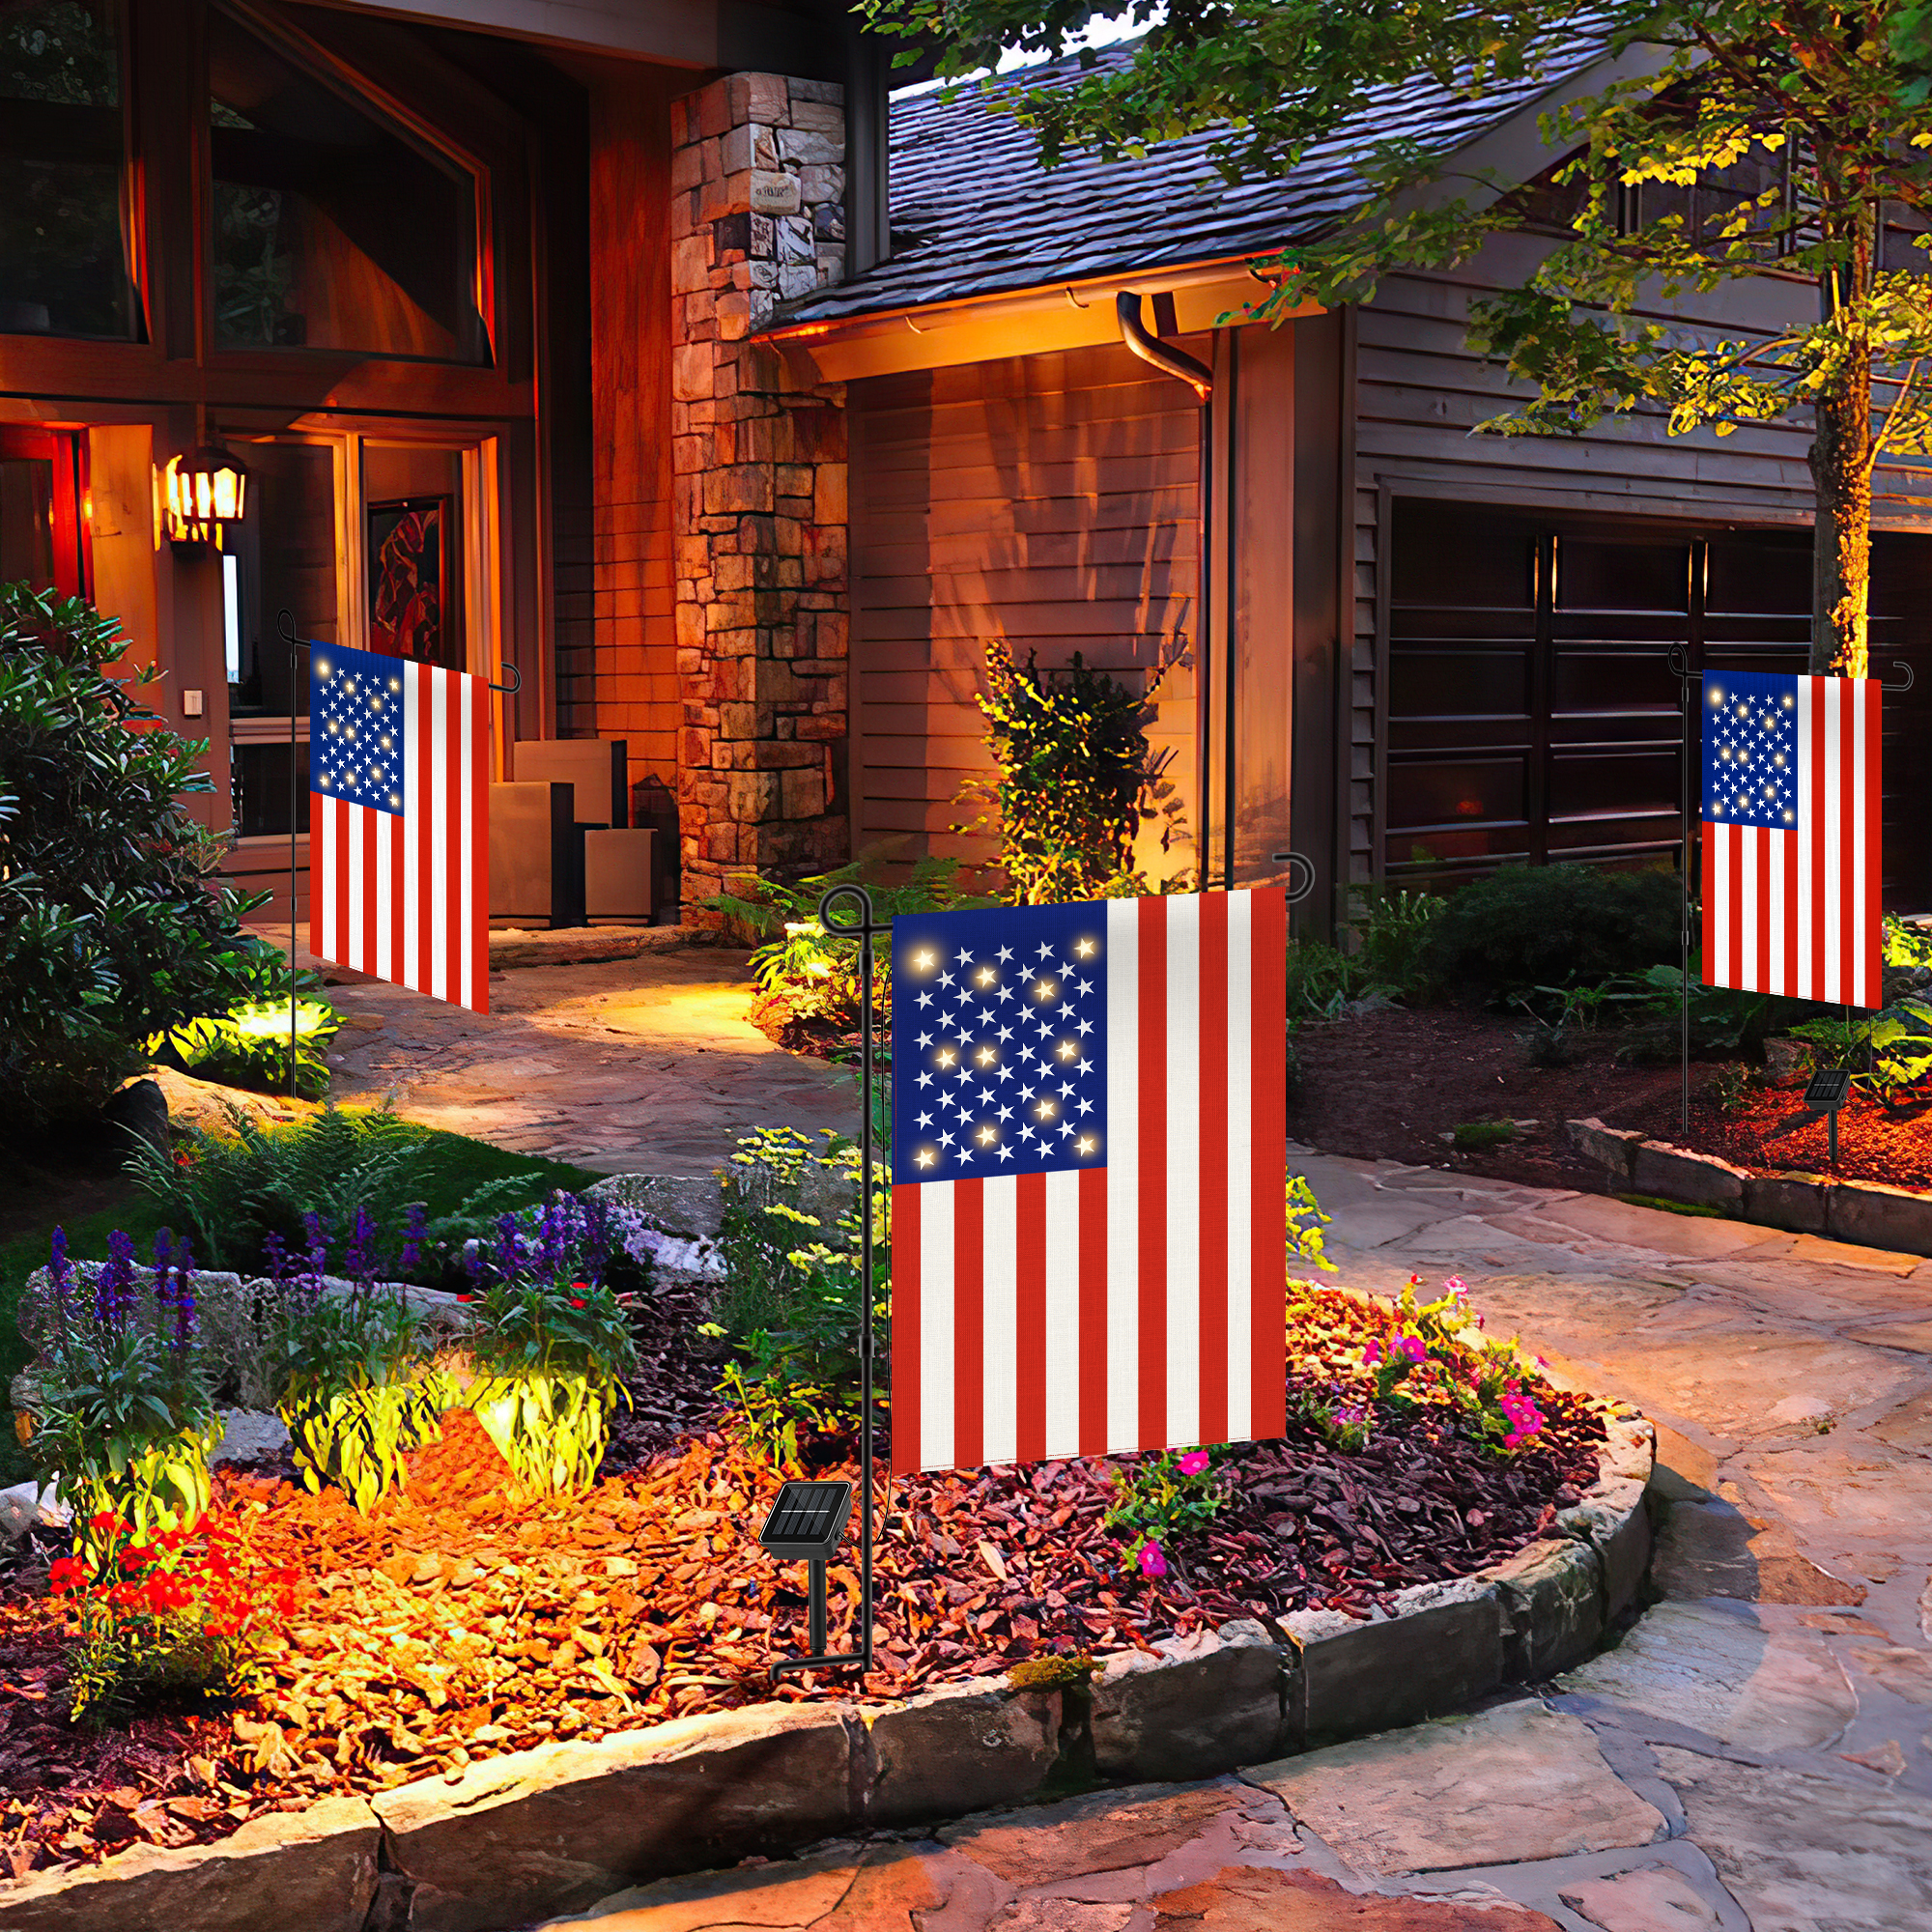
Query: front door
[[0, 425, 84, 596]]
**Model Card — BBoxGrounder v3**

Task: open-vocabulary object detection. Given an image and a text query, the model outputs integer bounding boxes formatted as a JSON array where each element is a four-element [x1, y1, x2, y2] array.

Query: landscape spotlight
[[757, 1479, 856, 1677]]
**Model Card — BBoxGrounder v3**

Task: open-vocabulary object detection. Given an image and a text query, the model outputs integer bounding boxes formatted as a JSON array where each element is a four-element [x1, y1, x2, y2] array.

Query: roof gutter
[[1116, 290, 1228, 890]]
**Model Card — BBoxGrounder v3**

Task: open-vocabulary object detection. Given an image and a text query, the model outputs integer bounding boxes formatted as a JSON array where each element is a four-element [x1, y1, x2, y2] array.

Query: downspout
[[1116, 292, 1224, 890]]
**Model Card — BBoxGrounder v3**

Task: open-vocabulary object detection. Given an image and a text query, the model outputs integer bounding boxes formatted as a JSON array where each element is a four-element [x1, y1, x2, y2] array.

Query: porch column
[[668, 72, 850, 918]]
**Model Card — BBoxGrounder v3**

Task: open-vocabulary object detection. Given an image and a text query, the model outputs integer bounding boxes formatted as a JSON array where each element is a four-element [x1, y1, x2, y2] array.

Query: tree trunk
[[1807, 364, 1873, 678]]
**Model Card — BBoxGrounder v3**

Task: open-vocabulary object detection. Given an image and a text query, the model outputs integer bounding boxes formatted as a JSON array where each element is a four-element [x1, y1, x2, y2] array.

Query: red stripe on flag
[[1250, 886, 1289, 1440], [1014, 1173, 1047, 1465], [1197, 892, 1230, 1448], [952, 1179, 984, 1472], [416, 664, 435, 1001], [1810, 685, 1827, 998], [307, 793, 323, 964], [1837, 680, 1857, 998], [1137, 895, 1168, 1455], [359, 804, 379, 976], [1864, 678, 1883, 1007], [891, 1184, 921, 1476], [1078, 1165, 1108, 1457], [470, 675, 490, 1013]]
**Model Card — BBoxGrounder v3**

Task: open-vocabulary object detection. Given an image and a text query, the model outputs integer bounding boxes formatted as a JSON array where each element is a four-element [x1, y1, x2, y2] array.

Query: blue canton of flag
[[890, 900, 1108, 1182], [311, 643, 407, 815], [1703, 669, 1798, 830]]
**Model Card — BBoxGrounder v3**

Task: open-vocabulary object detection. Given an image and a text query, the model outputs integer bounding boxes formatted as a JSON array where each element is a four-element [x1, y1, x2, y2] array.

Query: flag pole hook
[[1881, 659, 1915, 693], [770, 880, 882, 1682], [486, 663, 522, 696], [1667, 643, 1697, 1137]]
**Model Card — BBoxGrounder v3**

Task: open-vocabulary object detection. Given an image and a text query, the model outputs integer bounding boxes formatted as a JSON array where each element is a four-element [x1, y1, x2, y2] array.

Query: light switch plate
[[183, 689, 205, 717]]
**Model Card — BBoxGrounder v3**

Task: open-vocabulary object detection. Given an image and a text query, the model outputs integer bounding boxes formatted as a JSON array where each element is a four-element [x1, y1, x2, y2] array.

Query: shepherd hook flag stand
[[767, 881, 879, 1680]]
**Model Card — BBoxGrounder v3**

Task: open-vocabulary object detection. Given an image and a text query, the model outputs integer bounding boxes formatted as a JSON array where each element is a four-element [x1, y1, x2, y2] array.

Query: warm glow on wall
[[160, 445, 250, 550]]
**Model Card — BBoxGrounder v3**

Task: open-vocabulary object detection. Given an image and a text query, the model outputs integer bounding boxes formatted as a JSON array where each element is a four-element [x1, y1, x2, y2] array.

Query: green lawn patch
[[1452, 1119, 1520, 1150], [1613, 1191, 1726, 1219]]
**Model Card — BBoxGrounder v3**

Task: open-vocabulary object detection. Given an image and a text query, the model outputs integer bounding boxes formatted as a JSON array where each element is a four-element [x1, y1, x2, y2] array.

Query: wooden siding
[[1348, 235, 1932, 892], [849, 345, 1201, 876], [577, 66, 681, 797]]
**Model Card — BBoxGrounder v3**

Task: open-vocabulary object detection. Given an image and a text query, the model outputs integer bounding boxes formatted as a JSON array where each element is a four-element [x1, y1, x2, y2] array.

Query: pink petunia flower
[[1177, 1450, 1211, 1476], [1138, 1540, 1168, 1578], [1444, 1275, 1467, 1296], [1362, 1340, 1383, 1367]]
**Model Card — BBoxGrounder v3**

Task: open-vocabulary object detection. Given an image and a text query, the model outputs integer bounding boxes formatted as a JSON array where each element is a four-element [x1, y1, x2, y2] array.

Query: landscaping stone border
[[1567, 1117, 1932, 1255], [0, 1418, 1654, 1932]]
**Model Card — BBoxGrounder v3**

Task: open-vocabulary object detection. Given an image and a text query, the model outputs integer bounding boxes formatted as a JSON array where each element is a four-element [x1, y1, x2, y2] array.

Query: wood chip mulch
[[0, 1284, 1606, 1883]]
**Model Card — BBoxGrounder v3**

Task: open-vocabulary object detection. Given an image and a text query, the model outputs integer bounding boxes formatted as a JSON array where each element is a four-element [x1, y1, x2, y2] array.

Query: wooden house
[[765, 37, 1932, 929]]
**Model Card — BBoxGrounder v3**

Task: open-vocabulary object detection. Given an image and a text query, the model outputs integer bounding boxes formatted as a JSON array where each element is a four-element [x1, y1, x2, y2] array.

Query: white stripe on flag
[[347, 802, 366, 971], [1164, 895, 1201, 1449], [1710, 822, 1728, 993], [431, 670, 450, 1005], [317, 794, 336, 964], [1105, 896, 1141, 1451], [404, 662, 421, 996], [1768, 812, 1786, 997], [980, 1175, 1017, 1465], [1041, 1167, 1081, 1461], [920, 1180, 955, 1470], [375, 799, 394, 983], [1738, 824, 1757, 993], [1822, 674, 1842, 1005], [1225, 888, 1253, 1443], [1852, 682, 1868, 1009]]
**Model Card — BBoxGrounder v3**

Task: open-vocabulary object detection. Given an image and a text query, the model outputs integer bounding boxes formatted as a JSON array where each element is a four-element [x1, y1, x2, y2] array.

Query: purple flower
[[1176, 1450, 1211, 1477], [534, 1197, 570, 1284], [46, 1227, 72, 1331], [1137, 1539, 1167, 1579], [262, 1231, 289, 1283], [397, 1202, 429, 1277], [343, 1206, 378, 1287], [302, 1210, 330, 1311], [95, 1230, 136, 1330], [495, 1211, 526, 1285]]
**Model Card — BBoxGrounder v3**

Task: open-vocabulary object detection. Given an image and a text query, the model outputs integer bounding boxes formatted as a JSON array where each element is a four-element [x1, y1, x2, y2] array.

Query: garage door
[[1384, 497, 1932, 912]]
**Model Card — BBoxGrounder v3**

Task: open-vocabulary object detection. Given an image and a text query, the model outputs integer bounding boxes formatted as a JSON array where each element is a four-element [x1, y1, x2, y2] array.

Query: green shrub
[[1787, 996, 1932, 1106], [1422, 863, 1679, 999], [0, 584, 269, 1124], [148, 939, 342, 1098], [1452, 1119, 1519, 1149], [956, 639, 1190, 902]]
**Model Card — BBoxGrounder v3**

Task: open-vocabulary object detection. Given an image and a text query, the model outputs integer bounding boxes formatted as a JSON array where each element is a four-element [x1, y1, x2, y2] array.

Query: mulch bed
[[0, 1283, 1606, 1883], [1287, 1001, 1932, 1195]]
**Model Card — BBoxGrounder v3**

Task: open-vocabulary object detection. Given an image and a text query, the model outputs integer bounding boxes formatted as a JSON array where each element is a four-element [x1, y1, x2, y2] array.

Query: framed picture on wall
[[367, 495, 458, 668]]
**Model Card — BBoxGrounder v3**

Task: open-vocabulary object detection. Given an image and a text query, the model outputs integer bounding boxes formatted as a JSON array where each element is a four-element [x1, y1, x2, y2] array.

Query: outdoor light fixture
[[1804, 1065, 1853, 1170], [160, 444, 250, 551], [757, 1478, 855, 1676]]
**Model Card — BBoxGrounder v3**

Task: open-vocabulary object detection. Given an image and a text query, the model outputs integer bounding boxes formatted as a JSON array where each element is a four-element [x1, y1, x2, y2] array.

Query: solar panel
[[1804, 1066, 1852, 1112], [757, 1480, 853, 1558]]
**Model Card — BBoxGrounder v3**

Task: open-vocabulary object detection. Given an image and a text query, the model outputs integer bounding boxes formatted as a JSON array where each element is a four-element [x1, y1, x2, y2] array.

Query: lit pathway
[[515, 1156, 1932, 1931], [319, 946, 856, 1177]]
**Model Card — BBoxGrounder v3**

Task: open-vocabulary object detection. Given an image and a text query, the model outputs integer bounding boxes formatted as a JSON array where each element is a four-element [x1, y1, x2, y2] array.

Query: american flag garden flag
[[1700, 669, 1882, 1009], [309, 642, 491, 1013], [889, 889, 1289, 1476]]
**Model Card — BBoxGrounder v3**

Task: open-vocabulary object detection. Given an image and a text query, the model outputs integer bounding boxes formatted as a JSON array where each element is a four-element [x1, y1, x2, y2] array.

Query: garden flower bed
[[0, 1278, 1609, 1883]]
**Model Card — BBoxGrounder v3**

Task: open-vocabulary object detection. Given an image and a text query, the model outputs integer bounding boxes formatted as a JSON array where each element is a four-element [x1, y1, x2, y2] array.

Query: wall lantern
[[160, 445, 250, 551]]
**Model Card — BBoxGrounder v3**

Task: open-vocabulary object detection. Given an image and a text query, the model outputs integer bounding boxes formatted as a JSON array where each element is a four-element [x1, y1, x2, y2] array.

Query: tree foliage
[[0, 584, 268, 1123], [861, 0, 1932, 675]]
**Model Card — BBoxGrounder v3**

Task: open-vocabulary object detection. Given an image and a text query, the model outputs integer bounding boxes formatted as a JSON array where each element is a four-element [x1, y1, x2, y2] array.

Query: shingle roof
[[776, 32, 1612, 325]]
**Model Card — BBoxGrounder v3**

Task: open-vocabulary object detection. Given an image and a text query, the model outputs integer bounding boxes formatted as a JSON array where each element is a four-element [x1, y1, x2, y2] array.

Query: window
[[0, 0, 141, 338], [207, 7, 487, 360]]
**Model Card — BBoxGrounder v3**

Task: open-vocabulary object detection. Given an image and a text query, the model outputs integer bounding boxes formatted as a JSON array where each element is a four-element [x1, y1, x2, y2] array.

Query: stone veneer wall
[[668, 73, 850, 917]]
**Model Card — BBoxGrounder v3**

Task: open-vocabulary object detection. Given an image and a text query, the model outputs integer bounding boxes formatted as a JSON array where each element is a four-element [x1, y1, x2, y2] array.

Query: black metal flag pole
[[1669, 646, 1694, 1139], [763, 881, 881, 1680]]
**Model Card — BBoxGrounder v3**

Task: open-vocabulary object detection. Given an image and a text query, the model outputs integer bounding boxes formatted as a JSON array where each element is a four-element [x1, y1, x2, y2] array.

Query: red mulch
[[0, 1285, 1605, 1882], [1286, 1002, 1932, 1195]]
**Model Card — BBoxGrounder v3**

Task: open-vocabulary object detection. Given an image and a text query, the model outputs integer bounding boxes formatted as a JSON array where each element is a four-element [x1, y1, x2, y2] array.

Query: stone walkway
[[321, 947, 855, 1176], [516, 1154, 1932, 1931]]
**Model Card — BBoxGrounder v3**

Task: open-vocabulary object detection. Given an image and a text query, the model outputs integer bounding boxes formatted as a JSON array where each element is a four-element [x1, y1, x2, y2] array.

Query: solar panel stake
[[755, 880, 883, 1685]]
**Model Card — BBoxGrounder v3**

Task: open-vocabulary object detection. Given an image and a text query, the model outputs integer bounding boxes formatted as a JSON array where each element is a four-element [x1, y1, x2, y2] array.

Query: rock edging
[[0, 1417, 1653, 1932], [1567, 1117, 1932, 1254]]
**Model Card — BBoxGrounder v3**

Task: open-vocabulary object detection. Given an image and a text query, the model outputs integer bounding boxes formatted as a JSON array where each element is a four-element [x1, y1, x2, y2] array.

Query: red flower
[[457, 1293, 476, 1302], [47, 1556, 83, 1595], [87, 1511, 117, 1535], [569, 1297, 586, 1309]]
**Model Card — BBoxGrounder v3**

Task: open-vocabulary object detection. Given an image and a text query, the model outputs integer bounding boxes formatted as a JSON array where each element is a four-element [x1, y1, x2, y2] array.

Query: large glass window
[[207, 7, 487, 360], [0, 0, 141, 338]]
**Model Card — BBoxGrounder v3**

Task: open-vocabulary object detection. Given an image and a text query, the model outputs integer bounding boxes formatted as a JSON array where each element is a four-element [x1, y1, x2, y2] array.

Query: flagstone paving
[[318, 946, 855, 1176], [500, 1147, 1932, 1930]]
